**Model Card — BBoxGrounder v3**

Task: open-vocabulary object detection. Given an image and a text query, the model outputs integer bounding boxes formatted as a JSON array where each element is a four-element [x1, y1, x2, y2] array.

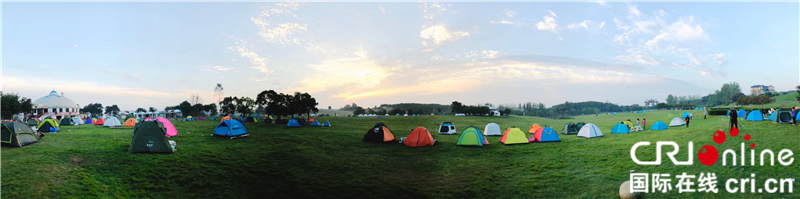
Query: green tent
[[128, 121, 174, 154], [772, 108, 793, 124], [2, 122, 39, 147], [575, 122, 586, 131], [37, 118, 60, 133], [60, 117, 75, 126], [26, 119, 38, 126], [561, 123, 579, 135]]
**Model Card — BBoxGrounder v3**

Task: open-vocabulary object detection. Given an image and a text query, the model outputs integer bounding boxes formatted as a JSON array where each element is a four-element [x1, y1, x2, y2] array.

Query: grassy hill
[[3, 110, 799, 198], [772, 92, 799, 101]]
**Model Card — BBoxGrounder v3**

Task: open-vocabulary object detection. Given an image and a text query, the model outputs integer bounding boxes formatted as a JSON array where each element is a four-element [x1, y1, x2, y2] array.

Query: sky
[[2, 2, 799, 111]]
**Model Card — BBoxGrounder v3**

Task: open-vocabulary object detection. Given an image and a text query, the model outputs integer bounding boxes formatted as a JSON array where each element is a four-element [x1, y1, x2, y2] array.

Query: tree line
[[1, 92, 32, 119]]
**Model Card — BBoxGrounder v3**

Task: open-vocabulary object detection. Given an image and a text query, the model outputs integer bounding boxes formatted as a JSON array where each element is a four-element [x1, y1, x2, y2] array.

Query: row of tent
[[363, 122, 610, 147]]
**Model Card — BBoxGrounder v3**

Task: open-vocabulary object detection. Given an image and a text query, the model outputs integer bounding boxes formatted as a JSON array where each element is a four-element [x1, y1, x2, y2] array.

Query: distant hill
[[772, 92, 798, 101], [378, 103, 451, 113]]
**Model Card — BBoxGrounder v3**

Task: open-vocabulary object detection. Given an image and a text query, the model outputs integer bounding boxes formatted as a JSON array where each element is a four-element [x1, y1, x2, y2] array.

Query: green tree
[[178, 101, 194, 116], [450, 101, 463, 113], [104, 105, 120, 115], [81, 103, 104, 116], [1, 92, 22, 119], [353, 107, 366, 115], [19, 97, 32, 116], [666, 94, 676, 105], [149, 107, 157, 112], [235, 97, 255, 116], [796, 85, 800, 103], [136, 108, 146, 113]]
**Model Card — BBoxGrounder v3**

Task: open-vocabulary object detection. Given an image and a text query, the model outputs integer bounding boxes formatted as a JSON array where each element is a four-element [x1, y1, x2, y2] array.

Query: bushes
[[735, 95, 774, 105]]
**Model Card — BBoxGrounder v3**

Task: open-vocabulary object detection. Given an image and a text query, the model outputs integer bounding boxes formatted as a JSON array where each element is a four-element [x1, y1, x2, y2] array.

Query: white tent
[[72, 117, 84, 125], [103, 117, 122, 127], [577, 123, 603, 138], [438, 122, 457, 135], [385, 114, 389, 116], [484, 123, 502, 136], [403, 114, 408, 117], [669, 118, 685, 127]]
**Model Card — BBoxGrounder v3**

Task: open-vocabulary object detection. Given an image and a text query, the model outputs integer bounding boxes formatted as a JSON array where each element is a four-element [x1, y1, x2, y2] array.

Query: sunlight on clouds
[[420, 25, 470, 44], [291, 58, 388, 94], [333, 77, 482, 100], [536, 14, 558, 32]]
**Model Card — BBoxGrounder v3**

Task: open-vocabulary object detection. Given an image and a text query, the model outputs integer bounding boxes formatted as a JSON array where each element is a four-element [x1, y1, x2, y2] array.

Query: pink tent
[[145, 117, 154, 121], [147, 117, 177, 137], [199, 117, 205, 120]]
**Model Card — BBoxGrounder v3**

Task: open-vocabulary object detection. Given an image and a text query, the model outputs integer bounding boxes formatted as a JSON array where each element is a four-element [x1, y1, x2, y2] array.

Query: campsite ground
[[3, 110, 800, 198]]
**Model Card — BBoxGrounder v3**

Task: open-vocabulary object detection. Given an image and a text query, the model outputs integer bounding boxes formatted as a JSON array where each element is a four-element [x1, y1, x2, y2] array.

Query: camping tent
[[533, 127, 561, 142], [37, 118, 60, 133], [149, 117, 178, 137], [72, 117, 83, 125], [287, 119, 300, 127], [457, 126, 486, 147], [561, 123, 579, 135], [611, 123, 630, 134], [682, 112, 690, 118], [124, 118, 138, 127], [85, 118, 93, 125], [104, 117, 122, 127], [363, 123, 395, 143], [94, 118, 105, 126], [577, 123, 603, 138], [438, 122, 456, 135], [310, 121, 322, 126], [60, 117, 75, 126], [746, 111, 764, 121], [769, 112, 775, 121], [650, 121, 668, 130], [528, 124, 541, 134], [575, 122, 586, 131], [323, 121, 331, 127], [128, 121, 173, 154], [500, 127, 529, 145], [211, 116, 217, 120], [213, 119, 249, 138], [2, 122, 39, 147], [27, 119, 39, 126], [403, 127, 435, 147], [772, 108, 793, 124], [668, 118, 685, 127], [245, 116, 257, 124], [623, 121, 633, 128], [484, 123, 502, 136], [738, 109, 746, 118]]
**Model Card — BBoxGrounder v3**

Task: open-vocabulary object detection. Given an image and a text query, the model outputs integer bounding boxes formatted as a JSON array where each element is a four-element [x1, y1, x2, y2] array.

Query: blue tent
[[287, 119, 300, 127], [211, 116, 217, 120], [535, 127, 561, 142], [682, 112, 689, 118], [611, 123, 631, 134], [323, 121, 331, 127], [696, 107, 702, 110], [310, 121, 322, 126], [746, 111, 764, 121], [727, 110, 731, 117], [737, 110, 746, 117], [213, 119, 248, 137], [650, 121, 668, 130], [770, 112, 775, 121]]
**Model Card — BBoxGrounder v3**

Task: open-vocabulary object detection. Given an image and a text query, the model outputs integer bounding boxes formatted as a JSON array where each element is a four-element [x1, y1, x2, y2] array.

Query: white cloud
[[645, 16, 707, 48], [380, 7, 385, 14], [491, 20, 518, 25], [597, 1, 607, 6], [504, 9, 516, 18], [206, 65, 233, 73], [74, 45, 77, 48], [614, 54, 662, 66], [228, 37, 270, 76], [599, 22, 605, 29], [536, 15, 558, 32], [252, 18, 307, 45], [628, 5, 641, 17], [466, 50, 501, 59], [290, 57, 388, 94], [422, 2, 447, 19], [548, 10, 557, 17], [568, 20, 592, 29], [419, 25, 470, 44]]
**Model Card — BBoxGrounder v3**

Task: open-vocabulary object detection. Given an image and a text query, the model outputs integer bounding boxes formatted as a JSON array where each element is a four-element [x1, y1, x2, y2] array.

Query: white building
[[32, 90, 82, 119]]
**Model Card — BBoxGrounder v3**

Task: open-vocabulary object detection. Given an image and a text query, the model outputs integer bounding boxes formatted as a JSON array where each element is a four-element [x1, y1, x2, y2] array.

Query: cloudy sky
[[3, 2, 798, 111]]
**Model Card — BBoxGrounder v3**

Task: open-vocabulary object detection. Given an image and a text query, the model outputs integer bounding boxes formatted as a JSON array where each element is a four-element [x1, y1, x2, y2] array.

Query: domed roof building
[[32, 90, 82, 119]]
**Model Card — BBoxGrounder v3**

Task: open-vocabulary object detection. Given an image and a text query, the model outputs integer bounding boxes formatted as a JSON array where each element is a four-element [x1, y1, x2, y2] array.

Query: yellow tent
[[500, 128, 529, 145]]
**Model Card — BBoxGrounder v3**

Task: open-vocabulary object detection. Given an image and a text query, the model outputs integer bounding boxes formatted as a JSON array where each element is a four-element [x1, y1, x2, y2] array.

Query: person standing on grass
[[642, 118, 647, 130], [792, 107, 799, 125], [637, 118, 640, 127], [730, 108, 739, 129], [685, 115, 691, 128], [703, 109, 708, 120]]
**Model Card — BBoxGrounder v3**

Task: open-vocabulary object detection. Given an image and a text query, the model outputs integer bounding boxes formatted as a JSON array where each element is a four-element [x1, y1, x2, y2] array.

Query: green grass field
[[773, 92, 799, 101], [3, 110, 800, 198]]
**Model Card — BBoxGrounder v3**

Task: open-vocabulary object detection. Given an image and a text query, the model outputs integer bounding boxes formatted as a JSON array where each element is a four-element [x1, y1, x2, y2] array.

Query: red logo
[[698, 127, 754, 166]]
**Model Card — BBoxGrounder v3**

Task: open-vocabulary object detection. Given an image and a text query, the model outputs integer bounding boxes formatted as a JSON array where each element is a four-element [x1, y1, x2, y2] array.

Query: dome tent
[[746, 111, 764, 121], [577, 123, 603, 138], [500, 127, 529, 145], [60, 117, 75, 126], [322, 121, 331, 127], [147, 117, 178, 137], [287, 119, 300, 127], [104, 117, 122, 128], [611, 123, 630, 134], [124, 118, 138, 127], [402, 127, 436, 147], [561, 123, 579, 135], [532, 127, 560, 142], [213, 119, 249, 138], [457, 126, 487, 147], [128, 121, 173, 154], [650, 121, 668, 130], [37, 118, 60, 133], [363, 123, 395, 143], [483, 123, 502, 136], [310, 121, 322, 127], [1, 122, 39, 147], [438, 122, 456, 135], [668, 118, 685, 127], [72, 117, 83, 125]]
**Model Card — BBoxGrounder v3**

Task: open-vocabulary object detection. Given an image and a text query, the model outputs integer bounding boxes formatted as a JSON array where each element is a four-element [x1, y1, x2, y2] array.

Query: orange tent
[[404, 127, 435, 147], [94, 118, 105, 126], [220, 116, 233, 123], [528, 124, 541, 133], [123, 118, 138, 127], [308, 118, 315, 122]]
